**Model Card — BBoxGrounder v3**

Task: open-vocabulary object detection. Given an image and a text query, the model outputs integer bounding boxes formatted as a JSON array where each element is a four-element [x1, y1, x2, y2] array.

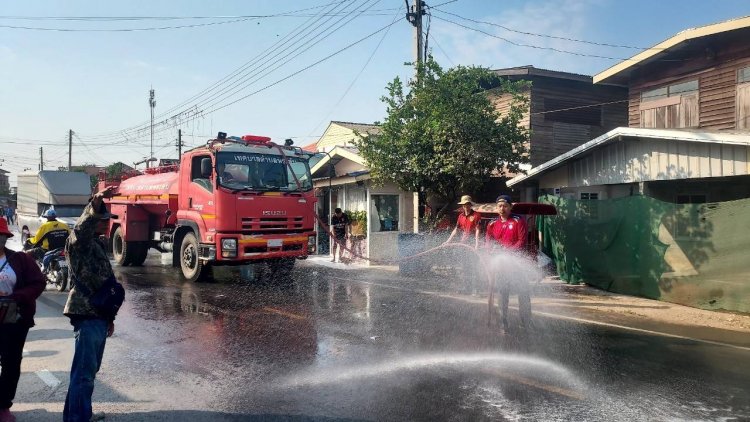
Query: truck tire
[[180, 232, 211, 282], [112, 227, 131, 266], [129, 242, 149, 267]]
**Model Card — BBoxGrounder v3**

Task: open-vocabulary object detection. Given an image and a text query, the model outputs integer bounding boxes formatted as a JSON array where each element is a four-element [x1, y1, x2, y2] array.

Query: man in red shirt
[[485, 195, 532, 329], [443, 195, 481, 294], [445, 195, 480, 249], [485, 195, 527, 251]]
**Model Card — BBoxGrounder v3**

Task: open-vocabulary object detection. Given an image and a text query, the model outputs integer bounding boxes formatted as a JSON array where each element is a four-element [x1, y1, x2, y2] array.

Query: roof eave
[[594, 16, 750, 85]]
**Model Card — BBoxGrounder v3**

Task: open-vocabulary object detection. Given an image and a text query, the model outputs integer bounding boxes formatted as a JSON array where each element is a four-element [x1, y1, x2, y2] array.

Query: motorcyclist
[[26, 209, 70, 270]]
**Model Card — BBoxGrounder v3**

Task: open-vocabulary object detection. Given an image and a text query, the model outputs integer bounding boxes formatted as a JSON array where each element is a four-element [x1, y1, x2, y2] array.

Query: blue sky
[[1, 0, 749, 185]]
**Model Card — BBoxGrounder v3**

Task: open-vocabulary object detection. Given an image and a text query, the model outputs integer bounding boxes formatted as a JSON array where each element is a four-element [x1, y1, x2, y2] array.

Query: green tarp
[[537, 195, 750, 313]]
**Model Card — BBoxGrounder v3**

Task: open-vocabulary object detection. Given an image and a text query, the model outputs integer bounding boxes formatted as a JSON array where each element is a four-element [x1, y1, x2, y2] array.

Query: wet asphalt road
[[97, 255, 750, 421]]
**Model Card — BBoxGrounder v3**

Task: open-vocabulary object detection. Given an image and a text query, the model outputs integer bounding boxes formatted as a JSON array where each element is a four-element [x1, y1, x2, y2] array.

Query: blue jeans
[[63, 318, 108, 422]]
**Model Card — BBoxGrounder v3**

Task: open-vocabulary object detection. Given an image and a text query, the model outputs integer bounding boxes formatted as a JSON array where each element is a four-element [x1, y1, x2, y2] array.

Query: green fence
[[537, 194, 750, 313]]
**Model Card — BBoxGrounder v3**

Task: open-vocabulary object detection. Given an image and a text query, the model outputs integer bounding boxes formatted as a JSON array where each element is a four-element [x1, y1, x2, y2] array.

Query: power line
[[0, 4, 401, 32], [0, 4, 402, 21], [428, 32, 455, 66], [79, 0, 386, 145], [432, 15, 630, 61], [78, 0, 361, 142], [167, 0, 385, 127], [305, 6, 402, 138], [530, 99, 629, 115], [81, 16, 402, 161], [431, 8, 653, 50]]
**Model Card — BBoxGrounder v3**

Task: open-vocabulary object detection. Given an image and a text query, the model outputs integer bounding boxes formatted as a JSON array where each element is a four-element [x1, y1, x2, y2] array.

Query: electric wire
[[303, 5, 402, 140], [78, 0, 387, 149], [81, 15, 402, 161], [431, 8, 653, 50], [78, 0, 366, 142]]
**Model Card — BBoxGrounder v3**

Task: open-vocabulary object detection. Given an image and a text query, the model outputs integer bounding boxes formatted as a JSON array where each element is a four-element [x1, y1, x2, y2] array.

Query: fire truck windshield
[[216, 152, 312, 192]]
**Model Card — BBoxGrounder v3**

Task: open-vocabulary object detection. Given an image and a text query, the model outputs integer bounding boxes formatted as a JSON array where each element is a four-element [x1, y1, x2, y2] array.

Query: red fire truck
[[98, 132, 317, 282]]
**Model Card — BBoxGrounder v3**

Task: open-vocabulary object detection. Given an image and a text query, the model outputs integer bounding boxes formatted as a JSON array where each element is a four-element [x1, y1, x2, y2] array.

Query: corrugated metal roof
[[507, 127, 750, 186], [330, 121, 381, 135], [493, 65, 592, 83]]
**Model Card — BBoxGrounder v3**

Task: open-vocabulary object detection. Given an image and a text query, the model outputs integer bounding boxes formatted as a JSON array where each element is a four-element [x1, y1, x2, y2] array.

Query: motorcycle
[[42, 248, 69, 292], [23, 241, 69, 292]]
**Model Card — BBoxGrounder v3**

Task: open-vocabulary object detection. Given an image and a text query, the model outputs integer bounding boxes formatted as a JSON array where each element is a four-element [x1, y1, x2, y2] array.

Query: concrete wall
[[366, 181, 416, 264]]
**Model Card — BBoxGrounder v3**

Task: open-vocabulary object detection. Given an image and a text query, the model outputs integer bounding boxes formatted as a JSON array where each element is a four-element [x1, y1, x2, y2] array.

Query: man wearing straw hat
[[444, 195, 481, 250], [444, 195, 481, 294]]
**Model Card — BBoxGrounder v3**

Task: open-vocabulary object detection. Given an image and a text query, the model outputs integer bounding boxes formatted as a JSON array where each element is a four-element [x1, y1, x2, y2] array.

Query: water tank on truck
[[105, 170, 179, 267]]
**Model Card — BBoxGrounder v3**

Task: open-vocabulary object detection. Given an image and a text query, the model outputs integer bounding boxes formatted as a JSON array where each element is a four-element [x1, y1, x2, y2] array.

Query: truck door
[[188, 154, 217, 239]]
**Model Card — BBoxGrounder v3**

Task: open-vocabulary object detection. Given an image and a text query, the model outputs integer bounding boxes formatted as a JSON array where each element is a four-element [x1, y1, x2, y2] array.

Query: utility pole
[[39, 147, 44, 171], [176, 129, 183, 158], [149, 88, 156, 167], [407, 0, 426, 71], [68, 129, 73, 171]]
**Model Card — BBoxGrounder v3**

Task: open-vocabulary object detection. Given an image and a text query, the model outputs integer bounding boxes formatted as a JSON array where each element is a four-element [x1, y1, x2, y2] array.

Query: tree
[[356, 57, 530, 218]]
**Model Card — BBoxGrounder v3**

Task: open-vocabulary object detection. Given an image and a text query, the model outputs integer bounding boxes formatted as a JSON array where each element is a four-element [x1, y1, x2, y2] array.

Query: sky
[[1, 0, 749, 186]]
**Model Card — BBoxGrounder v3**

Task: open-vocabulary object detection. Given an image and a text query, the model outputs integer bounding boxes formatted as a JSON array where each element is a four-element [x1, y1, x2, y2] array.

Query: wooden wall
[[628, 43, 750, 130], [491, 77, 627, 167], [529, 78, 627, 166]]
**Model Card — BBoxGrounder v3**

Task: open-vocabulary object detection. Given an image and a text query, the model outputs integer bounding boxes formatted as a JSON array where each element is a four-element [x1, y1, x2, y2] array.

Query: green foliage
[[345, 210, 367, 226], [356, 56, 530, 217], [105, 162, 129, 178]]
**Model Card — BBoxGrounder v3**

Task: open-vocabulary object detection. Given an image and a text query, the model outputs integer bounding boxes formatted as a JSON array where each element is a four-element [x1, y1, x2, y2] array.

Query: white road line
[[531, 310, 750, 353], [22, 349, 29, 357], [35, 369, 62, 388], [329, 275, 750, 353]]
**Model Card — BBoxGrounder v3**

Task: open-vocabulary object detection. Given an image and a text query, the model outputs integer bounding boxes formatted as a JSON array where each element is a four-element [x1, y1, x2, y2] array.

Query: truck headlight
[[221, 238, 237, 258], [307, 235, 316, 253]]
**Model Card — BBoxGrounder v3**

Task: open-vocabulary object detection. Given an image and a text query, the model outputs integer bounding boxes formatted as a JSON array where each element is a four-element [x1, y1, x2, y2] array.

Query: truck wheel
[[180, 232, 211, 282], [112, 227, 132, 266], [130, 242, 149, 266], [112, 227, 128, 266]]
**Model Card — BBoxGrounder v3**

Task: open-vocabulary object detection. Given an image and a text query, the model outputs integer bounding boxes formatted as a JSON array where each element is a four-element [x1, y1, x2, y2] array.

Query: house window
[[370, 194, 399, 232], [640, 80, 699, 129], [739, 67, 750, 84], [737, 66, 750, 129], [579, 192, 599, 219], [544, 98, 602, 126], [580, 192, 599, 200]]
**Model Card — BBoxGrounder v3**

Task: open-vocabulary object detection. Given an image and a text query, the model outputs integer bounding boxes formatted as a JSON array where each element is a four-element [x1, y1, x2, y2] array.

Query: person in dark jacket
[[0, 217, 45, 422], [63, 186, 118, 422]]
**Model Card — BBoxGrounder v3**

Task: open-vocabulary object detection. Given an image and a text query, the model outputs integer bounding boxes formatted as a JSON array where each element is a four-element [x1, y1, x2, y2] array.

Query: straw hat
[[457, 195, 473, 205], [0, 218, 13, 237]]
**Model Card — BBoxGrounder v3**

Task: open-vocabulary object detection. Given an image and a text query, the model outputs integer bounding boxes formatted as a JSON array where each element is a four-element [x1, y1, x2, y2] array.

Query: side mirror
[[200, 158, 213, 178]]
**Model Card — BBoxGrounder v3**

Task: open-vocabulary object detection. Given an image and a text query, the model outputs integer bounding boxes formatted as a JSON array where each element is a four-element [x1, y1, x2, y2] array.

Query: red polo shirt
[[456, 211, 480, 243], [485, 214, 527, 251]]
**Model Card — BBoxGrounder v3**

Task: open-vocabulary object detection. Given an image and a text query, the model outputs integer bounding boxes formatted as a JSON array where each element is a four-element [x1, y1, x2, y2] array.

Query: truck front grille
[[241, 216, 305, 233]]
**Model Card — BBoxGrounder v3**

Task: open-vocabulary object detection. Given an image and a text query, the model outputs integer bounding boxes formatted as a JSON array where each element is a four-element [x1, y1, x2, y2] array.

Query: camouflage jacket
[[63, 201, 115, 320]]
